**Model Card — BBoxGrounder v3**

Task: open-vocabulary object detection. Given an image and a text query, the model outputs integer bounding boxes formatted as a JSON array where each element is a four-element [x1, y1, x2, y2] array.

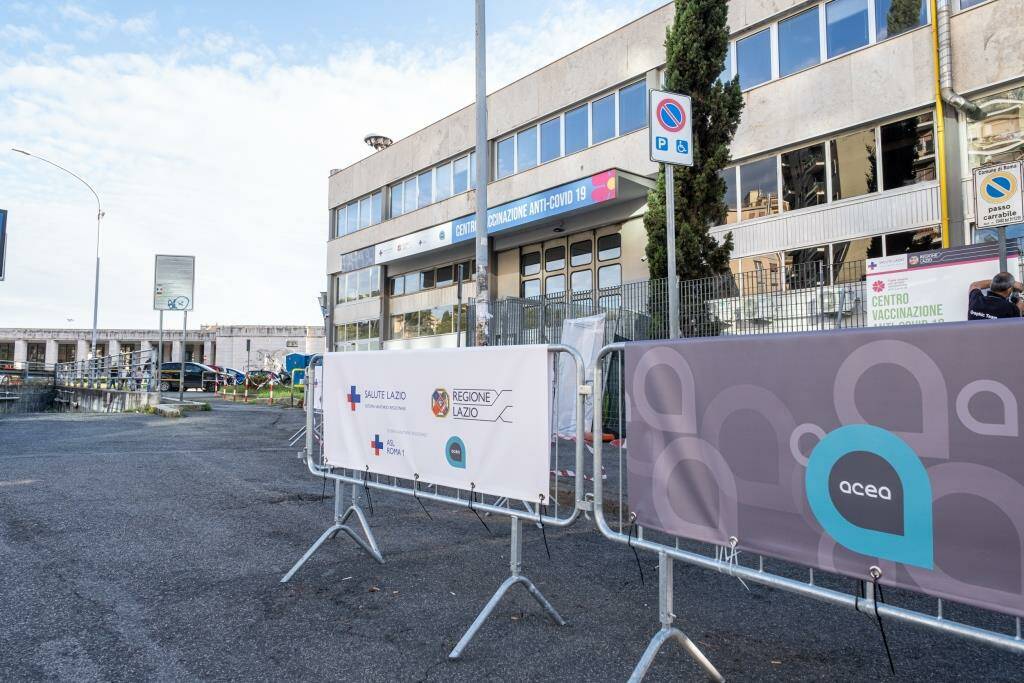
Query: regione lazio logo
[[431, 388, 450, 418], [346, 385, 361, 411], [445, 436, 467, 469], [369, 434, 383, 456]]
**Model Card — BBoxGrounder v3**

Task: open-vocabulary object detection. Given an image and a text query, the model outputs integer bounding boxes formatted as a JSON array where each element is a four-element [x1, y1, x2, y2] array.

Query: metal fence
[[0, 362, 56, 415], [55, 348, 159, 391]]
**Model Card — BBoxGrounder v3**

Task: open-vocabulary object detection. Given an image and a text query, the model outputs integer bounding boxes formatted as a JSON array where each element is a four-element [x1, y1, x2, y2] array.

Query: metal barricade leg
[[448, 516, 566, 660], [280, 478, 384, 583], [628, 552, 723, 683]]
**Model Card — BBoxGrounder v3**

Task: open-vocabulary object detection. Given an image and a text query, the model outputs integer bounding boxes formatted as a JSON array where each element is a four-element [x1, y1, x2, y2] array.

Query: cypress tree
[[643, 0, 743, 284]]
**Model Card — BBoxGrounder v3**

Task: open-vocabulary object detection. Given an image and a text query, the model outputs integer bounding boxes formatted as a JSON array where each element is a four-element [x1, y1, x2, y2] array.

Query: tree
[[644, 0, 743, 284]]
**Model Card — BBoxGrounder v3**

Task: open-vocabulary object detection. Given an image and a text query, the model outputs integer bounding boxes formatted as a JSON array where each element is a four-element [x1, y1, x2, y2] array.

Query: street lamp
[[12, 148, 105, 358]]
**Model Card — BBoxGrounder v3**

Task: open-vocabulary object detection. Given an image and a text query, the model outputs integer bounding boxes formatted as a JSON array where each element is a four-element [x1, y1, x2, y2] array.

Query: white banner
[[323, 346, 553, 502], [866, 245, 1018, 326]]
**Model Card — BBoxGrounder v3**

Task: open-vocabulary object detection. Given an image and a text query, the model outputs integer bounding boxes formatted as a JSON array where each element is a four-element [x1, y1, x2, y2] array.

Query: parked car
[[158, 362, 219, 392], [204, 364, 243, 385], [223, 367, 245, 384]]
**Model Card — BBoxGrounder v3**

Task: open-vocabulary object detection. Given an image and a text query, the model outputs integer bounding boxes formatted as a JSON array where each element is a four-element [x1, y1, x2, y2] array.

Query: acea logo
[[445, 436, 467, 469], [805, 424, 934, 569], [431, 388, 450, 418]]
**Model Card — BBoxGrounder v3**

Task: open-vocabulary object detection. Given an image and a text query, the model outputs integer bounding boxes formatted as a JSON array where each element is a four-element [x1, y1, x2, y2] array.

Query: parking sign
[[649, 89, 693, 166], [973, 161, 1024, 229]]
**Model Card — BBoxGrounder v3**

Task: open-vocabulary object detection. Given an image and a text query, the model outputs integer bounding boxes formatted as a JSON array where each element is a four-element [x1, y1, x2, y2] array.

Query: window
[[339, 205, 352, 237], [880, 113, 935, 190], [959, 0, 986, 6], [403, 177, 417, 213], [565, 104, 588, 154], [832, 237, 882, 282], [545, 245, 565, 272], [779, 8, 821, 77], [737, 29, 772, 90], [371, 191, 382, 224], [0, 342, 13, 361], [571, 269, 593, 292], [781, 143, 827, 210], [470, 151, 477, 189], [346, 201, 358, 233], [436, 162, 452, 201], [785, 247, 828, 288], [390, 184, 403, 218], [967, 85, 1023, 167], [619, 81, 646, 134], [521, 251, 541, 276], [390, 276, 405, 296], [421, 269, 435, 289], [436, 306, 454, 334], [417, 170, 433, 208], [598, 264, 622, 289], [875, 0, 926, 40], [344, 272, 358, 302], [517, 127, 538, 171], [598, 233, 621, 261], [521, 279, 541, 298], [719, 168, 739, 224], [496, 137, 515, 179], [403, 311, 419, 338], [358, 196, 371, 229], [336, 266, 381, 302], [460, 260, 474, 280], [404, 272, 421, 295], [885, 227, 941, 254], [826, 0, 869, 58], [391, 315, 406, 340], [591, 94, 615, 144], [570, 240, 592, 267], [436, 265, 454, 287], [453, 155, 470, 194], [546, 274, 566, 295], [830, 129, 877, 199], [540, 118, 561, 163], [718, 44, 734, 84], [740, 157, 780, 218]]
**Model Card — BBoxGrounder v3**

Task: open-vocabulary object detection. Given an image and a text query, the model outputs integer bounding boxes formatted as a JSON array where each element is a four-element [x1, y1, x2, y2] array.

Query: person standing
[[967, 272, 1024, 320]]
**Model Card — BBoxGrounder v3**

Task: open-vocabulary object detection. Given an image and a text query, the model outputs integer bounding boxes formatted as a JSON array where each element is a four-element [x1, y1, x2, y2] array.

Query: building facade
[[0, 325, 324, 370], [325, 0, 1024, 350]]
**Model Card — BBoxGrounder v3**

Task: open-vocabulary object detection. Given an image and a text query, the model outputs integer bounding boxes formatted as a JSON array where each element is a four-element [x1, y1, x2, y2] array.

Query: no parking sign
[[973, 161, 1023, 228], [649, 89, 693, 166]]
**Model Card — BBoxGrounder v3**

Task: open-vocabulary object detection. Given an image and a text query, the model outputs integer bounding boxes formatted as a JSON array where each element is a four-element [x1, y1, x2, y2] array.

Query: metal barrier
[[55, 349, 159, 391], [591, 343, 1024, 681], [282, 344, 588, 659]]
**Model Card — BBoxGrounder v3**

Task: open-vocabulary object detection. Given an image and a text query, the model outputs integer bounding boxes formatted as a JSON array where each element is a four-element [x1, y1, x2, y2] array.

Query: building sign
[[625, 321, 1024, 618], [865, 243, 1018, 326], [974, 161, 1024, 228], [371, 170, 618, 265], [0, 208, 7, 281], [153, 254, 195, 311], [322, 346, 552, 501], [649, 89, 693, 166]]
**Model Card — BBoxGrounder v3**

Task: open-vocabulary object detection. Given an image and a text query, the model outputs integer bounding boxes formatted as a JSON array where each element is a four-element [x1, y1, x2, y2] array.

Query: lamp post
[[12, 148, 104, 358]]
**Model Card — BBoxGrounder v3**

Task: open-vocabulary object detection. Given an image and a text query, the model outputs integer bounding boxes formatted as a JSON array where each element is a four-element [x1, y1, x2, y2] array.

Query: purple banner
[[626, 321, 1024, 617]]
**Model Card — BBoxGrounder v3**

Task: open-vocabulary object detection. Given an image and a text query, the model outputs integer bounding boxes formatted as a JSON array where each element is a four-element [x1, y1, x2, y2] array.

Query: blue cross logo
[[346, 385, 361, 411], [370, 434, 383, 456]]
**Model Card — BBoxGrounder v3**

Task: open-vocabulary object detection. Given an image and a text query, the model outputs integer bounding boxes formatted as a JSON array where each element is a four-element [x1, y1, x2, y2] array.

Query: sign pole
[[473, 0, 490, 346], [179, 311, 186, 403], [456, 264, 464, 347], [157, 311, 163, 397], [999, 225, 1008, 273], [666, 164, 680, 339]]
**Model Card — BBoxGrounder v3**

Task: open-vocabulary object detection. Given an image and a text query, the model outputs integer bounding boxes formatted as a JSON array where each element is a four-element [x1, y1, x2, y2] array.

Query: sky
[[0, 0, 666, 330]]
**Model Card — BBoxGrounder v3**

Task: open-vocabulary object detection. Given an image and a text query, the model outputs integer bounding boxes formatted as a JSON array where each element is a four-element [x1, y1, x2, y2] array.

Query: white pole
[[473, 0, 490, 346], [666, 164, 680, 339]]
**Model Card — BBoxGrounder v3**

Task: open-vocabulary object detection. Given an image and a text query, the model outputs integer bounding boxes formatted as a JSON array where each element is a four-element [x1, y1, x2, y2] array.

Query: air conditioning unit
[[742, 296, 774, 322]]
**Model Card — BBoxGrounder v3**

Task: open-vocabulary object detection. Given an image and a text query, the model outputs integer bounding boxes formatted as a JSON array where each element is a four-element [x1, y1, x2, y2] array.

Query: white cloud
[[0, 24, 44, 43], [0, 1, 661, 329], [120, 14, 155, 37]]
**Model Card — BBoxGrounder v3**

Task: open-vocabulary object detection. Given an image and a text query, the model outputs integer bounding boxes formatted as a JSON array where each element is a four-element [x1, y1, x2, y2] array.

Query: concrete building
[[0, 325, 324, 370], [325, 0, 1024, 349]]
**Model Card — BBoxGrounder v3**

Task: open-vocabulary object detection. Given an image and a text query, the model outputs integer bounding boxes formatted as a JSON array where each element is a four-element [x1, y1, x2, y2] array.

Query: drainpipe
[[934, 0, 987, 121], [930, 0, 987, 247]]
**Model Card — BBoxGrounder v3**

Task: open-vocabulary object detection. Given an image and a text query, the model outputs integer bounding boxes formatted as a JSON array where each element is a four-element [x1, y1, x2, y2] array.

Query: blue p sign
[[655, 136, 668, 151]]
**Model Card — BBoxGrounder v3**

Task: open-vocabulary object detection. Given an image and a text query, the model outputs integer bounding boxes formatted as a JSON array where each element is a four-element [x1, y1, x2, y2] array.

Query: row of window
[[521, 263, 623, 299], [495, 81, 647, 179], [390, 259, 475, 297], [335, 191, 383, 238], [391, 304, 469, 340], [723, 0, 928, 91], [389, 152, 478, 220], [335, 266, 382, 304], [719, 112, 935, 224]]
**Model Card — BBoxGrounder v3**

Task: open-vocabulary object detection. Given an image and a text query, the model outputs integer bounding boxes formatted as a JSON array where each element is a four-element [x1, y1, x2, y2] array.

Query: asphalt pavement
[[0, 402, 1021, 681]]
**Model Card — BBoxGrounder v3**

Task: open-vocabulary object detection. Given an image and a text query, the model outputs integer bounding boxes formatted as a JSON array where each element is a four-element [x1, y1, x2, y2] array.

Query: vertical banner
[[626, 321, 1024, 618], [323, 346, 552, 502]]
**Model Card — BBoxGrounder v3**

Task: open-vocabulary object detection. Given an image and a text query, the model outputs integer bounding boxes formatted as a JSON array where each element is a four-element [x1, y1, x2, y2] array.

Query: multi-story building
[[325, 0, 1024, 350], [0, 325, 324, 370]]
